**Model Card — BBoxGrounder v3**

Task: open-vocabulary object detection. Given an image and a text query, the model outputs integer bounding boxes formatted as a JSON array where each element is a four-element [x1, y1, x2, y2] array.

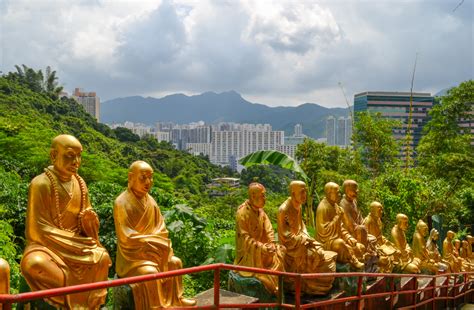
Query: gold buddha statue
[[235, 182, 285, 295], [340, 180, 367, 244], [114, 161, 196, 309], [454, 239, 472, 271], [443, 230, 460, 273], [315, 182, 365, 269], [390, 214, 420, 273], [465, 235, 474, 262], [362, 201, 399, 272], [412, 220, 443, 273], [0, 258, 9, 307], [20, 134, 111, 309], [278, 181, 337, 295], [425, 228, 448, 272]]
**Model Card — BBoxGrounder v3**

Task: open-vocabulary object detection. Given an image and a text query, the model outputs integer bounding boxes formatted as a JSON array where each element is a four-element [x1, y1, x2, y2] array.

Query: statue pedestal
[[227, 271, 276, 303]]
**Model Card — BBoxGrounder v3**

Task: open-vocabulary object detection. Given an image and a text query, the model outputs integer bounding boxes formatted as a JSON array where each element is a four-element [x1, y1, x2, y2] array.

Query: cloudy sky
[[0, 0, 472, 107]]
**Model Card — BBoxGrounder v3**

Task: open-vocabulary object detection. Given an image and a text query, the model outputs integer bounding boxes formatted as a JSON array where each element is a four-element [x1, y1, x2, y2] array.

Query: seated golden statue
[[315, 182, 365, 269], [20, 134, 111, 309], [454, 239, 472, 271], [443, 230, 460, 273], [412, 220, 444, 273], [390, 214, 420, 273], [425, 228, 448, 272], [0, 258, 9, 296], [461, 236, 474, 264], [235, 182, 285, 295], [114, 160, 196, 309], [340, 180, 367, 245], [362, 201, 399, 272], [278, 181, 337, 295]]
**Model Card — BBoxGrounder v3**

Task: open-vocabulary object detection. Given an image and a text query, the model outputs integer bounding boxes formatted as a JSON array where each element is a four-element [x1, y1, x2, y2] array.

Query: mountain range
[[101, 91, 349, 138]]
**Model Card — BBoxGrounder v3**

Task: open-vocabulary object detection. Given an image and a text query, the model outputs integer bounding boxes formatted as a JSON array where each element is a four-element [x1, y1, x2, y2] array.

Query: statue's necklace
[[45, 168, 87, 233]]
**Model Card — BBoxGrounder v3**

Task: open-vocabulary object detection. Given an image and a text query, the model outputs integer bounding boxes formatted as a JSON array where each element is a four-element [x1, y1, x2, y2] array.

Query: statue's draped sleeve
[[114, 190, 172, 277]]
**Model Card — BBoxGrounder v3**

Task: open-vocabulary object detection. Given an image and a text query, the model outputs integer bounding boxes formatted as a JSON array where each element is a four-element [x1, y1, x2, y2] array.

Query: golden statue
[[315, 182, 365, 269], [340, 180, 367, 244], [443, 230, 460, 273], [454, 239, 472, 271], [235, 182, 285, 295], [412, 220, 443, 273], [362, 201, 399, 272], [462, 235, 474, 263], [20, 134, 111, 309], [467, 235, 474, 260], [390, 214, 420, 273], [425, 228, 448, 272], [114, 160, 196, 309], [0, 258, 9, 309], [278, 181, 337, 295]]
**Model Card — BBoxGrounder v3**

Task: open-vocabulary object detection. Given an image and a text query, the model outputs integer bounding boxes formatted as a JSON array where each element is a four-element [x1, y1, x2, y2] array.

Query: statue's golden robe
[[412, 231, 439, 273], [278, 198, 336, 295], [21, 167, 110, 309], [235, 200, 284, 294], [391, 225, 420, 272], [114, 189, 184, 309]]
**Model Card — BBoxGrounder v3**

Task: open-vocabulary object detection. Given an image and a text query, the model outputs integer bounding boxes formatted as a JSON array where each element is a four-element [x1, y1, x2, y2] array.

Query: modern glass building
[[354, 91, 434, 158]]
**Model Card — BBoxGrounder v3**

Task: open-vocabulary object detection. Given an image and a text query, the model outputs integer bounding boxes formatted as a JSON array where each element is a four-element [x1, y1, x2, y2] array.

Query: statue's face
[[433, 230, 439, 240], [376, 205, 383, 218], [293, 186, 307, 206], [130, 166, 154, 197], [326, 186, 340, 205], [447, 231, 455, 240], [454, 240, 461, 249], [419, 224, 429, 237], [52, 140, 83, 177], [399, 218, 409, 231], [346, 185, 358, 200], [250, 188, 266, 209]]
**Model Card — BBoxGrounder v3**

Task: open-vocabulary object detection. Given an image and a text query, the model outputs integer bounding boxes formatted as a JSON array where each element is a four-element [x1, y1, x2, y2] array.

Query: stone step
[[195, 289, 258, 310]]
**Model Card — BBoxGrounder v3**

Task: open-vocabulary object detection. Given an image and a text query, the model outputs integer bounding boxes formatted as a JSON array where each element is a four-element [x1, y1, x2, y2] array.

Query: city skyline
[[1, 0, 472, 108]]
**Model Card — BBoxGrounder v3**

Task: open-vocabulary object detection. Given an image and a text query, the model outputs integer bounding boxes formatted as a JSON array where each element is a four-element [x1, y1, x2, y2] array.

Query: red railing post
[[294, 275, 301, 310], [390, 275, 395, 309], [213, 265, 220, 309], [431, 275, 436, 310], [356, 274, 363, 310]]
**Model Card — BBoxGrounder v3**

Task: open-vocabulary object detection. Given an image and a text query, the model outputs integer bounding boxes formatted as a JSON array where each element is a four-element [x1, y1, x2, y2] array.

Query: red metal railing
[[0, 263, 472, 309]]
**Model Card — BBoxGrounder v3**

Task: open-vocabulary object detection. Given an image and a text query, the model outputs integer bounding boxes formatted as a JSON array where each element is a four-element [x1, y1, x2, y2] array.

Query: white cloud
[[0, 0, 472, 107]]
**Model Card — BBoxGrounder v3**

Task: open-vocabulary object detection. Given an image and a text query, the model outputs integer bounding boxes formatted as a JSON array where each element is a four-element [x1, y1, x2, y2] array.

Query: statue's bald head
[[324, 182, 340, 205], [416, 220, 429, 236], [343, 180, 358, 199], [369, 201, 383, 217], [51, 134, 82, 150], [129, 160, 153, 174], [289, 181, 307, 206], [49, 134, 83, 177], [128, 161, 154, 198], [447, 230, 455, 239], [289, 180, 306, 194], [248, 182, 266, 209], [248, 182, 265, 196]]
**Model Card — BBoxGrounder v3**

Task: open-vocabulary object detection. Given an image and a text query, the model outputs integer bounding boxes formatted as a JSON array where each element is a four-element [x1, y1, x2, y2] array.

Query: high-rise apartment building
[[326, 116, 336, 146], [354, 91, 434, 156], [294, 124, 303, 137], [210, 127, 284, 165], [326, 116, 351, 147], [72, 88, 100, 121]]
